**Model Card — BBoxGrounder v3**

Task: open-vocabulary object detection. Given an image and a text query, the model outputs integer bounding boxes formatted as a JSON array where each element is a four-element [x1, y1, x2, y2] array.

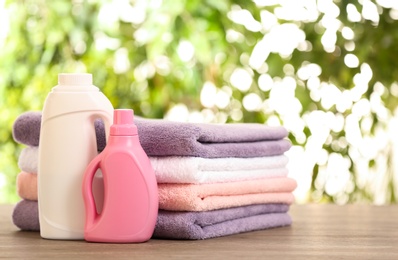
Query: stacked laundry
[[11, 111, 296, 239]]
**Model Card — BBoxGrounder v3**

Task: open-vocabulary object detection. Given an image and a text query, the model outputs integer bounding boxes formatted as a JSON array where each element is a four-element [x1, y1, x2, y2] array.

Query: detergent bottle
[[82, 109, 158, 243], [38, 73, 113, 240]]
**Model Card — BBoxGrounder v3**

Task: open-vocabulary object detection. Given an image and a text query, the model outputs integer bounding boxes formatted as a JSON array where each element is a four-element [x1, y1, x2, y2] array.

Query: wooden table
[[1, 204, 397, 259]]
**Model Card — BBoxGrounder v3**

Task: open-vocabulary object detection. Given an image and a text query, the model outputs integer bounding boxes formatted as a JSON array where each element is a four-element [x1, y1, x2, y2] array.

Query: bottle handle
[[82, 154, 102, 232]]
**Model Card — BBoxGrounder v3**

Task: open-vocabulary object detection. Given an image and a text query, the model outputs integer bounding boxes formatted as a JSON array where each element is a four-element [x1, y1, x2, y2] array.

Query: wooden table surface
[[1, 204, 397, 259]]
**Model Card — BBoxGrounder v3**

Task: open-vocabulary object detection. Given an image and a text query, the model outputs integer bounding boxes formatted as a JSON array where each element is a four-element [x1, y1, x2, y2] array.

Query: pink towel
[[16, 171, 37, 201], [14, 170, 296, 212], [158, 177, 297, 211]]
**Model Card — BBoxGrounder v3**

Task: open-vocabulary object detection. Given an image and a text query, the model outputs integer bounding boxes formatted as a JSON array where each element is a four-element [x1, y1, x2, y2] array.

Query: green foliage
[[1, 0, 398, 204]]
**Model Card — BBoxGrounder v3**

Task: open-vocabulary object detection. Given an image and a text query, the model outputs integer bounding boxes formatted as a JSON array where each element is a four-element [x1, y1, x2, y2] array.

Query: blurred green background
[[1, 0, 398, 204]]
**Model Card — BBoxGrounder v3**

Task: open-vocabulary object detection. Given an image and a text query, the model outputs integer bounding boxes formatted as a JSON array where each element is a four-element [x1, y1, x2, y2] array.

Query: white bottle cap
[[58, 73, 92, 86]]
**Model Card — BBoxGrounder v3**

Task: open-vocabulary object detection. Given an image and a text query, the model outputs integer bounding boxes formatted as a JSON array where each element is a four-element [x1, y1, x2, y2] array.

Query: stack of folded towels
[[11, 111, 296, 240]]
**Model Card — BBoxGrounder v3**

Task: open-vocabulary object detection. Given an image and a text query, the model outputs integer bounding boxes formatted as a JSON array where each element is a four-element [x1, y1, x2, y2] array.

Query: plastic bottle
[[38, 73, 113, 240], [82, 109, 158, 243]]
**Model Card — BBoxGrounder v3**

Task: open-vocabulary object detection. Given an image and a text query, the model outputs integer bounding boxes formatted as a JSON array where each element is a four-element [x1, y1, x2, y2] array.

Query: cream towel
[[151, 155, 289, 183], [18, 147, 290, 184], [18, 147, 38, 174]]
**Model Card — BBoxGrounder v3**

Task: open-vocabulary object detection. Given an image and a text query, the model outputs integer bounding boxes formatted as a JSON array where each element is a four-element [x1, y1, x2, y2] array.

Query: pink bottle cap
[[110, 109, 138, 136]]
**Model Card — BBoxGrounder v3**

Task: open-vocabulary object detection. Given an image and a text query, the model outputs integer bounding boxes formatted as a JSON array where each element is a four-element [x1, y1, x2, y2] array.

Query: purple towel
[[12, 112, 290, 158], [12, 200, 40, 231], [12, 112, 42, 147], [154, 204, 292, 239], [12, 112, 106, 151], [12, 200, 291, 239], [134, 118, 290, 157]]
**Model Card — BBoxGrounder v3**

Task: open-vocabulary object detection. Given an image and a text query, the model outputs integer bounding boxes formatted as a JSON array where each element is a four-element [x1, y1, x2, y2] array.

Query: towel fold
[[18, 147, 38, 174], [12, 111, 291, 158], [155, 155, 289, 172], [151, 155, 289, 183], [134, 118, 290, 158], [155, 204, 292, 239], [157, 167, 288, 184], [12, 112, 42, 147], [14, 173, 296, 212], [12, 200, 40, 231], [17, 147, 289, 183], [13, 112, 106, 151], [16, 171, 37, 201], [12, 200, 291, 239], [158, 177, 297, 211]]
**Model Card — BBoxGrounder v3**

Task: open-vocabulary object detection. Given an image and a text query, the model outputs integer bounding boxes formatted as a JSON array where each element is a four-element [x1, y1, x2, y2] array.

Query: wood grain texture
[[1, 204, 398, 259]]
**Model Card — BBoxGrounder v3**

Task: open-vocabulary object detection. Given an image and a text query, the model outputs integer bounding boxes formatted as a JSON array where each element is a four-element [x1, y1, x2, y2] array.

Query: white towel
[[18, 146, 38, 174], [151, 155, 289, 183], [17, 147, 289, 184]]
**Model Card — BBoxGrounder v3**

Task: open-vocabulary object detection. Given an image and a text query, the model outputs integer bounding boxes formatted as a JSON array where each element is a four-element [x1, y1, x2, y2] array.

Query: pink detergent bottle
[[82, 109, 158, 243]]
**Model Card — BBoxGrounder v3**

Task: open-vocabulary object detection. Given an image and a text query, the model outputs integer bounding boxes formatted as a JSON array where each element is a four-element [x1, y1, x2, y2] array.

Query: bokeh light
[[1, 0, 398, 204]]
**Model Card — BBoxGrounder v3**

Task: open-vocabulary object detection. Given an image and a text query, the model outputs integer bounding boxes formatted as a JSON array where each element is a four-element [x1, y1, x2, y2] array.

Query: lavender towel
[[12, 112, 42, 147], [12, 200, 291, 239], [12, 112, 106, 151], [134, 118, 290, 157], [12, 200, 40, 231], [154, 204, 292, 239], [13, 112, 290, 158]]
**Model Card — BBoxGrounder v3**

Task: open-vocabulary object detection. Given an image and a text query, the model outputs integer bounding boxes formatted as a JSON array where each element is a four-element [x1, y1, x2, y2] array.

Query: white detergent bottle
[[38, 73, 113, 240]]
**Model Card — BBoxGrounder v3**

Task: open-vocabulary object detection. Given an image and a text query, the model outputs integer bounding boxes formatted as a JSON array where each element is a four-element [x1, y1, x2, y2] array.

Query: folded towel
[[16, 171, 37, 201], [12, 112, 42, 147], [134, 118, 290, 158], [12, 200, 40, 231], [13, 111, 291, 158], [12, 112, 106, 151], [18, 171, 295, 212], [14, 171, 296, 212], [154, 204, 292, 239], [17, 147, 289, 183], [18, 147, 38, 174], [12, 200, 291, 239], [152, 155, 289, 183], [156, 155, 289, 172], [157, 166, 288, 184], [14, 169, 105, 212], [158, 177, 297, 211]]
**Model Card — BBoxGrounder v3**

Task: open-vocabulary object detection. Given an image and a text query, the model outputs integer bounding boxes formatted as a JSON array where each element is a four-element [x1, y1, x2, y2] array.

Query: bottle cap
[[58, 73, 92, 86], [110, 109, 138, 136]]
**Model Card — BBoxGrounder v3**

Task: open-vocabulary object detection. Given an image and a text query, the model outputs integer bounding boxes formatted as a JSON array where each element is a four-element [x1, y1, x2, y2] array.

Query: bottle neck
[[107, 134, 140, 146], [110, 123, 137, 136], [52, 85, 99, 92]]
